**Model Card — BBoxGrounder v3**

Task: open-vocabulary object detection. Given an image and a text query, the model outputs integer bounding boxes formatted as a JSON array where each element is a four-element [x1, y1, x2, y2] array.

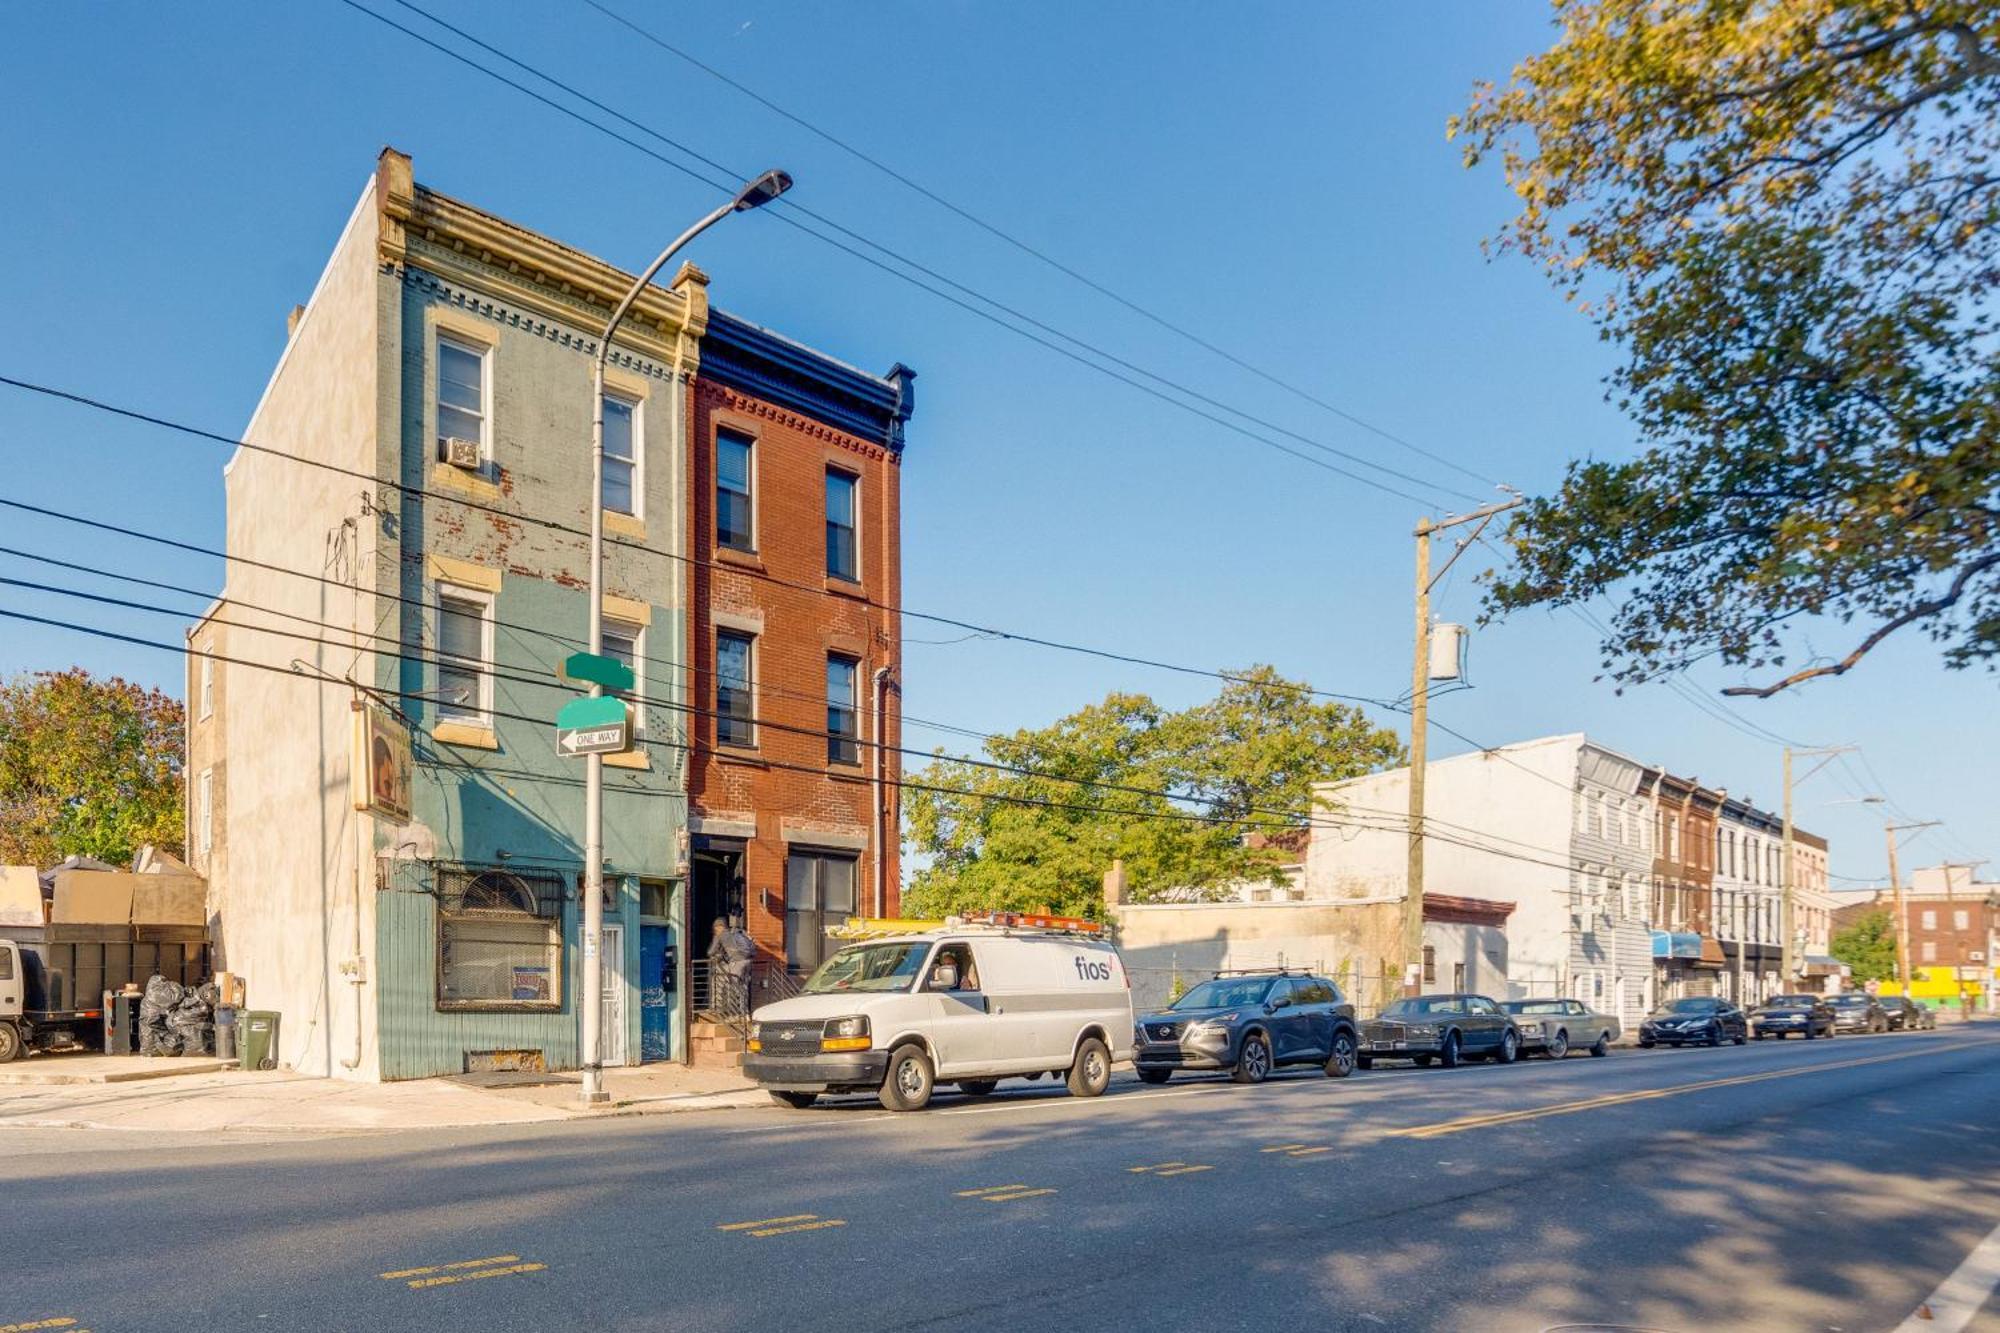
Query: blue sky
[[0, 3, 1989, 885]]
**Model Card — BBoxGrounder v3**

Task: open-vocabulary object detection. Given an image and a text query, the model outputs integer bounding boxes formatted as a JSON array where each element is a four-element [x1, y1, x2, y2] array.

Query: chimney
[[1102, 859, 1127, 909], [286, 304, 307, 339]]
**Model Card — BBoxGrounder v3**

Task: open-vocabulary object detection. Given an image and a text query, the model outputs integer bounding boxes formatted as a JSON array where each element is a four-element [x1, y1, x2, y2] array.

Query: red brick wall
[[686, 378, 902, 964]]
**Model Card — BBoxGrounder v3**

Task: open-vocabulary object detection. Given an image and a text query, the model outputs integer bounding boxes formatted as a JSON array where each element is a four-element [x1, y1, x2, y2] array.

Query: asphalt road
[[5, 1026, 1998, 1333]]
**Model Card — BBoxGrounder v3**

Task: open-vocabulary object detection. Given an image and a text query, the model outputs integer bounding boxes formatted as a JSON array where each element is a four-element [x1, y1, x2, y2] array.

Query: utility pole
[[1404, 497, 1519, 991], [1884, 820, 1937, 991], [1779, 744, 1851, 989]]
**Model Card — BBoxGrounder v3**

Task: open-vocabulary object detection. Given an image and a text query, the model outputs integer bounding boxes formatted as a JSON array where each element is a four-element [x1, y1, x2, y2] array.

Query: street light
[[580, 168, 792, 1106]]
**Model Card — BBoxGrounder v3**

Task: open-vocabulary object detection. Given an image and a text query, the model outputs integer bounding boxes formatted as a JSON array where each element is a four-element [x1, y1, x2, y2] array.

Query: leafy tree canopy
[[902, 667, 1403, 920], [1455, 1, 1998, 695], [0, 669, 185, 867], [1830, 908, 1901, 983]]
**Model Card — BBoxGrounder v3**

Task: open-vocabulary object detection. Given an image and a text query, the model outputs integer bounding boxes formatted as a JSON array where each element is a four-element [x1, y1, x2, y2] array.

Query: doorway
[[601, 924, 626, 1066]]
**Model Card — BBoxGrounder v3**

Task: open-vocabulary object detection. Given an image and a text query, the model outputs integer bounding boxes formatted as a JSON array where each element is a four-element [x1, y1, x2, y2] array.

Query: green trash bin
[[239, 1010, 280, 1071]]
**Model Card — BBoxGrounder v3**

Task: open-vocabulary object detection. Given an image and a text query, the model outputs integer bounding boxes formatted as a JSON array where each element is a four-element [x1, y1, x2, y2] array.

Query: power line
[[337, 0, 1480, 508], [0, 379, 1403, 712], [574, 0, 1504, 493]]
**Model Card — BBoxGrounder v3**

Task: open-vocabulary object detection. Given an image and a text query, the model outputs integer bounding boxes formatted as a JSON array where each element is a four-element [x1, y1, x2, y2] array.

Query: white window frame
[[601, 617, 644, 736], [436, 332, 492, 465], [196, 768, 214, 860], [435, 582, 496, 725], [1922, 940, 1938, 964], [1922, 909, 1937, 930], [198, 647, 214, 720], [601, 390, 642, 519], [1955, 909, 1970, 931]]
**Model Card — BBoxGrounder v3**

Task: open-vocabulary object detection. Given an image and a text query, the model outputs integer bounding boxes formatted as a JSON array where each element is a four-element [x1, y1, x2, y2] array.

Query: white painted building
[[1307, 733, 1657, 1026]]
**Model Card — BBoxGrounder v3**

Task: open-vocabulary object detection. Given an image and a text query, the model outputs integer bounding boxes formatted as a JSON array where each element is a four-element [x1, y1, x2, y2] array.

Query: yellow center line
[[1127, 1162, 1185, 1173], [954, 1185, 1029, 1197], [1388, 1039, 1987, 1140], [748, 1219, 847, 1237], [1153, 1165, 1213, 1177], [407, 1262, 545, 1290], [716, 1214, 817, 1232], [380, 1254, 520, 1280], [1, 1320, 80, 1332], [1260, 1144, 1307, 1153], [1284, 1146, 1333, 1157], [981, 1188, 1057, 1202]]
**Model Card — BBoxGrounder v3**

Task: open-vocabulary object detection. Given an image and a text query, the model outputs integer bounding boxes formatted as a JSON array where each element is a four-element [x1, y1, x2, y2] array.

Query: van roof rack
[[829, 911, 1108, 940]]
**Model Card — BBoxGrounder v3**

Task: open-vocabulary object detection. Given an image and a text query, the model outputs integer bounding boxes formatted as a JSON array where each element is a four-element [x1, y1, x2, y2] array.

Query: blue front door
[[640, 923, 672, 1062]]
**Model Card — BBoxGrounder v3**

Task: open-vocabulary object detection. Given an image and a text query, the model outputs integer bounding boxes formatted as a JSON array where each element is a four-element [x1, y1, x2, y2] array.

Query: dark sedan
[[1134, 971, 1359, 1085], [1827, 993, 1890, 1033], [1751, 994, 1834, 1039], [1878, 996, 1937, 1031], [1637, 997, 1749, 1047], [1358, 993, 1521, 1069]]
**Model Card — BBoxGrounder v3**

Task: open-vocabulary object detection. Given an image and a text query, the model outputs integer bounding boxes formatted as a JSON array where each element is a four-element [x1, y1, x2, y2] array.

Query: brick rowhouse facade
[[685, 303, 914, 979]]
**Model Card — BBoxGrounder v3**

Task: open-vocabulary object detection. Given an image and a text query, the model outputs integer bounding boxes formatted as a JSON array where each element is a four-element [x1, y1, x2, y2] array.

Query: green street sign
[[555, 696, 633, 757], [560, 651, 636, 693]]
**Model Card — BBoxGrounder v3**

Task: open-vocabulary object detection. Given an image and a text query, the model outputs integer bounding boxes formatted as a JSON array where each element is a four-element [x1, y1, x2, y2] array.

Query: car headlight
[[820, 1015, 871, 1051], [1515, 1020, 1543, 1035], [1406, 1023, 1439, 1038]]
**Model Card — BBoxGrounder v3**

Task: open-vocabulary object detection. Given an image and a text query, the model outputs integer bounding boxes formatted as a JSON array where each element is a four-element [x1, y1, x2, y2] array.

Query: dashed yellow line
[[716, 1214, 816, 1232], [380, 1254, 520, 1280], [1, 1319, 80, 1333], [407, 1263, 545, 1290], [1261, 1144, 1332, 1158], [748, 1219, 847, 1237], [1388, 1040, 1985, 1140], [955, 1184, 1058, 1202], [1129, 1161, 1213, 1177]]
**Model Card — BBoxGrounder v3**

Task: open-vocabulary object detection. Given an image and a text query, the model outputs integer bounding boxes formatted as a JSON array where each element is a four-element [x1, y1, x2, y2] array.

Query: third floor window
[[717, 430, 754, 551], [602, 394, 638, 516], [826, 469, 858, 581]]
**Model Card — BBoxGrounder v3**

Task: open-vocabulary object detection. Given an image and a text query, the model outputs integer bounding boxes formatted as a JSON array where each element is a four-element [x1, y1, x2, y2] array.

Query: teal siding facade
[[367, 255, 688, 1080]]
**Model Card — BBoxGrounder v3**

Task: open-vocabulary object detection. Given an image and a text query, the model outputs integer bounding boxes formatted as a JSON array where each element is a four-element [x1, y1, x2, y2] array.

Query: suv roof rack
[[1212, 966, 1312, 978]]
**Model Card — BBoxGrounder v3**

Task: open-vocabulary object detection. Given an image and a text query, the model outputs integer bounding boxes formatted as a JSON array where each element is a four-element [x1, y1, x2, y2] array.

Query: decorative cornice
[[373, 148, 706, 371], [700, 308, 912, 452], [399, 267, 676, 386], [696, 379, 897, 465]]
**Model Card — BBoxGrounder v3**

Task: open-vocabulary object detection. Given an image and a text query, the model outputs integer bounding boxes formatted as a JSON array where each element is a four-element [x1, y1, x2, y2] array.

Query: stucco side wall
[[1110, 899, 1403, 1013], [218, 182, 383, 1079]]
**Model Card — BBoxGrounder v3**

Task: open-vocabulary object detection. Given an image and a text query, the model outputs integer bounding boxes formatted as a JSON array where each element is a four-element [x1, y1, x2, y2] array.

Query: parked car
[[1826, 993, 1889, 1034], [1499, 998, 1619, 1058], [1637, 997, 1749, 1047], [1358, 993, 1521, 1069], [1750, 994, 1835, 1040], [1878, 996, 1937, 1030], [1133, 970, 1359, 1085], [743, 922, 1135, 1111]]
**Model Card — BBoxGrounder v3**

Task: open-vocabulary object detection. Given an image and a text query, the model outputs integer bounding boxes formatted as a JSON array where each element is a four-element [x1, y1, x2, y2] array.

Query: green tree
[[1830, 909, 1901, 983], [0, 669, 185, 867], [902, 667, 1403, 920], [1454, 2, 1999, 695]]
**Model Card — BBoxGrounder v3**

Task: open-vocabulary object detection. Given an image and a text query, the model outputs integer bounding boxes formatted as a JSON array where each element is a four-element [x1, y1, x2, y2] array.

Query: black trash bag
[[176, 1024, 214, 1056], [173, 992, 212, 1022], [140, 1026, 182, 1057], [140, 975, 184, 1026], [196, 981, 221, 1010]]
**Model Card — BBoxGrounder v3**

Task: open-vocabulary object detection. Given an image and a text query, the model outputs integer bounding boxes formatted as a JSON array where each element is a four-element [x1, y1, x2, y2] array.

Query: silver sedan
[[1499, 998, 1620, 1058]]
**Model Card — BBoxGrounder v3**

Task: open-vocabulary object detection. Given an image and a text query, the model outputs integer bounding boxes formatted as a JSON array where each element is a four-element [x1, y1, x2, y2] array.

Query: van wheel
[[1325, 1030, 1358, 1078], [1136, 1068, 1172, 1085], [879, 1044, 935, 1112], [0, 1022, 19, 1063], [1066, 1037, 1111, 1097], [957, 1080, 999, 1097], [1232, 1033, 1272, 1085], [768, 1090, 818, 1109]]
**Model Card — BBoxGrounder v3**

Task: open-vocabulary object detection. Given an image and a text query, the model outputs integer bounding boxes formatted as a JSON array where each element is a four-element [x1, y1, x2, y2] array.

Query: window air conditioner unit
[[442, 437, 482, 470], [1972, 951, 1987, 962]]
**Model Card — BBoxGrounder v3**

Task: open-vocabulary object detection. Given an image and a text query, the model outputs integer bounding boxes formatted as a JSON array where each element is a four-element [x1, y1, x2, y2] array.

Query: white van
[[742, 925, 1136, 1111]]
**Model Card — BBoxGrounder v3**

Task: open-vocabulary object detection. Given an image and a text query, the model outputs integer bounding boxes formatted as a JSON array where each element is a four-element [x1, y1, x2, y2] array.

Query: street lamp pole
[[580, 169, 792, 1106]]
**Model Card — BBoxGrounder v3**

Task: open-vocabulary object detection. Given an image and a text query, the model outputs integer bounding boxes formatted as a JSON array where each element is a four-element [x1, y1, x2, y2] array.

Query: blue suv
[[1134, 970, 1360, 1085]]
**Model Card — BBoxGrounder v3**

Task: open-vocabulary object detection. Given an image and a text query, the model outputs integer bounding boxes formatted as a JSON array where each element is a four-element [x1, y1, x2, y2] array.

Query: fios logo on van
[[1072, 955, 1115, 982]]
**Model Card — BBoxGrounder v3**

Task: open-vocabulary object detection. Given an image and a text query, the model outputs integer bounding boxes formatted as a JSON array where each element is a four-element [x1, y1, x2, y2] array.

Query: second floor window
[[716, 630, 754, 747], [827, 656, 859, 764], [1923, 910, 1937, 930], [717, 430, 754, 551], [826, 470, 858, 580], [602, 394, 638, 515], [436, 587, 492, 723], [437, 335, 488, 460]]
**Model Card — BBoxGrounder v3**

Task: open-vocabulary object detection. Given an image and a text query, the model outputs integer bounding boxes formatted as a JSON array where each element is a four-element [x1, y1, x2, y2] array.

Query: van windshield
[[802, 941, 930, 994]]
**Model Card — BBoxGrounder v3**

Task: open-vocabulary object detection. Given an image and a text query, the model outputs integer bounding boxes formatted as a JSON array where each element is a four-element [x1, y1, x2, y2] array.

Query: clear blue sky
[[0, 3, 1989, 885]]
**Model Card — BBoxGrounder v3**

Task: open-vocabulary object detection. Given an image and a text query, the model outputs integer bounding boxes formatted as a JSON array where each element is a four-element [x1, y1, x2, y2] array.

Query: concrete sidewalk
[[0, 1059, 767, 1133]]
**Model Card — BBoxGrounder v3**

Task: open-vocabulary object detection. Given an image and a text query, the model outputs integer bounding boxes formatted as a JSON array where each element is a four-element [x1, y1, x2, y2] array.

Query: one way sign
[[555, 696, 634, 757]]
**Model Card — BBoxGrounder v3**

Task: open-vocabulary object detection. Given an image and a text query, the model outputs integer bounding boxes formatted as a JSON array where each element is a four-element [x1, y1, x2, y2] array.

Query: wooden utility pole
[[1780, 744, 1852, 988], [1404, 498, 1519, 992], [1884, 820, 1936, 990]]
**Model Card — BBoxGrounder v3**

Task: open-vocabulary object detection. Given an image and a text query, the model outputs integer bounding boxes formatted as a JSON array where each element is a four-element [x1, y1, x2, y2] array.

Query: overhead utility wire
[[576, 0, 1503, 493], [342, 0, 1477, 508], [0, 384, 1399, 711], [1, 567, 1568, 861], [3, 602, 1602, 873]]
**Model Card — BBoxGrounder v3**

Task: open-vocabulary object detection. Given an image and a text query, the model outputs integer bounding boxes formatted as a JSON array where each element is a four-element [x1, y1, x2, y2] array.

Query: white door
[[601, 925, 627, 1067]]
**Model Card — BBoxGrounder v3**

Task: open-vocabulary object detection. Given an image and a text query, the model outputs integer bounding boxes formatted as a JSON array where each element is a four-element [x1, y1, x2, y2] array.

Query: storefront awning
[[1652, 931, 1702, 960], [1802, 954, 1850, 975]]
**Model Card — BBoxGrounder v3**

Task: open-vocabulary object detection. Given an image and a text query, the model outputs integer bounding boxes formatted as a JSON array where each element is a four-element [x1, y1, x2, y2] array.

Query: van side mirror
[[929, 963, 959, 991]]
